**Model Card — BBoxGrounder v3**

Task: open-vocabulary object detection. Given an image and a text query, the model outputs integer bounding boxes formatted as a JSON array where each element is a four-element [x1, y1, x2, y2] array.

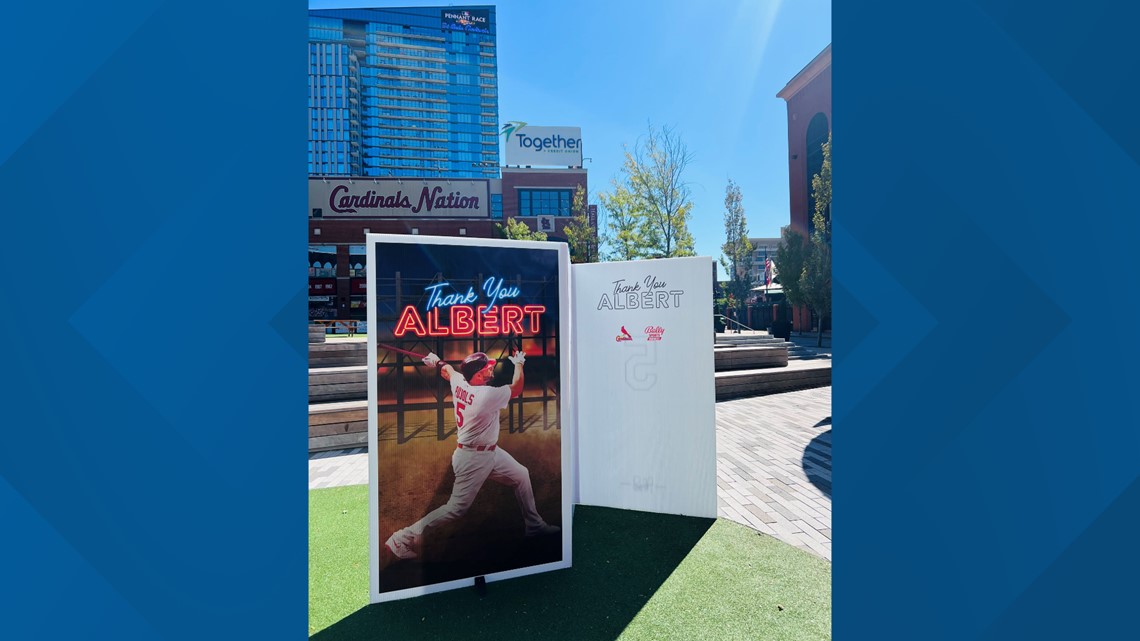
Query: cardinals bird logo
[[615, 326, 634, 342]]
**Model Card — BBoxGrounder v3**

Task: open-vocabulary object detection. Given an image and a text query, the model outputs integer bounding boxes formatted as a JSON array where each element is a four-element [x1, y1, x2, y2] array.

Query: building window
[[491, 193, 503, 219], [348, 245, 366, 277], [309, 245, 337, 278], [517, 189, 571, 216]]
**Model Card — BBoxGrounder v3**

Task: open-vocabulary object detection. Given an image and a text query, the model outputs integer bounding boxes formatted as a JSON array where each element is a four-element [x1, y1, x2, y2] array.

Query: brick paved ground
[[308, 446, 367, 489], [716, 387, 832, 560], [309, 386, 833, 560]]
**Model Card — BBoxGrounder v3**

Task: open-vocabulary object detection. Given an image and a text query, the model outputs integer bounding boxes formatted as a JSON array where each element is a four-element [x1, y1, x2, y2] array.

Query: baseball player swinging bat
[[382, 340, 560, 562]]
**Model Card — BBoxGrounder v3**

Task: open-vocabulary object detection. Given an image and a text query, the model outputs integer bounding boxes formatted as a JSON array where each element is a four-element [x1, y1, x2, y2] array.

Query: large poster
[[572, 257, 717, 518], [367, 234, 572, 603]]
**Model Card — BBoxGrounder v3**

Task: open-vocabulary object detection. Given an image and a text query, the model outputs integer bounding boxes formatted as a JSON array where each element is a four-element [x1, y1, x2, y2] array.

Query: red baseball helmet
[[459, 352, 497, 380]]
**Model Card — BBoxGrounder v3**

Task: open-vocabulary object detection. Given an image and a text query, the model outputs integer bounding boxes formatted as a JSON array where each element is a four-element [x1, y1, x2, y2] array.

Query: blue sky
[[310, 0, 832, 277]]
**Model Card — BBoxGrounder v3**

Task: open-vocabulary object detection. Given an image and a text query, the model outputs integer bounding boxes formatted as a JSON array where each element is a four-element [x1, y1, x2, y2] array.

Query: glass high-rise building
[[308, 6, 499, 179]]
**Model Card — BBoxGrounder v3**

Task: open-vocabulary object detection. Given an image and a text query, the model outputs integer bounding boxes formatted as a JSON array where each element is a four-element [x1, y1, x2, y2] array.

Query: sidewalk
[[309, 387, 833, 560], [788, 331, 831, 353]]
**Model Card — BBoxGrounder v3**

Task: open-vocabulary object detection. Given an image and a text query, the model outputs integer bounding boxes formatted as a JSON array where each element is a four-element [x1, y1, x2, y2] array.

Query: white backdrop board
[[572, 257, 717, 518]]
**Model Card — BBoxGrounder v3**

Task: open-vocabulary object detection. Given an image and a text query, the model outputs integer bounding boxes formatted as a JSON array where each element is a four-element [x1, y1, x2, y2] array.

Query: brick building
[[777, 44, 831, 333]]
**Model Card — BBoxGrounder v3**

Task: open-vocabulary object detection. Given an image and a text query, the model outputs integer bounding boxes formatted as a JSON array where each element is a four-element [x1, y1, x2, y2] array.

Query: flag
[[764, 250, 772, 287]]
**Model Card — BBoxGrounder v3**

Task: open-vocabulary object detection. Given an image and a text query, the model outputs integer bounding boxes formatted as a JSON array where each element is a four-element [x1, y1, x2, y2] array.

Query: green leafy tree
[[805, 133, 832, 346], [563, 184, 597, 263], [627, 123, 696, 258], [495, 217, 547, 242], [774, 225, 810, 312], [597, 181, 645, 261], [598, 123, 696, 260], [719, 179, 753, 322]]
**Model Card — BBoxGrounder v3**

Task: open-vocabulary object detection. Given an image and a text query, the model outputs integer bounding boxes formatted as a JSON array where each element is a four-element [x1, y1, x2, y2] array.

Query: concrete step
[[715, 337, 789, 347], [308, 346, 798, 405], [309, 399, 369, 452], [715, 336, 828, 361], [714, 345, 789, 371], [309, 340, 368, 368], [308, 363, 834, 450], [715, 333, 780, 342], [308, 324, 326, 344], [307, 336, 829, 451], [309, 365, 368, 402], [714, 360, 831, 401]]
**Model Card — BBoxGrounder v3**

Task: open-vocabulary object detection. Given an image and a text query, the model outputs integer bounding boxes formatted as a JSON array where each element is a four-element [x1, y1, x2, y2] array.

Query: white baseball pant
[[404, 446, 548, 536]]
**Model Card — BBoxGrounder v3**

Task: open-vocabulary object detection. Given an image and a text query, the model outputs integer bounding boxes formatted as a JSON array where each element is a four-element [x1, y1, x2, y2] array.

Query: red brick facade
[[778, 45, 831, 332], [501, 167, 587, 241]]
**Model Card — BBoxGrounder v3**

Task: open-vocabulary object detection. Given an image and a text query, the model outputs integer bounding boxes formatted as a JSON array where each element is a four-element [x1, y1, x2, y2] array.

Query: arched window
[[309, 245, 337, 277], [806, 112, 830, 235]]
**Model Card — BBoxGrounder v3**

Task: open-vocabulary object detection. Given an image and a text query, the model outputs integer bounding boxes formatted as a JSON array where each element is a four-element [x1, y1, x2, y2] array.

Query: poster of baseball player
[[366, 234, 572, 603]]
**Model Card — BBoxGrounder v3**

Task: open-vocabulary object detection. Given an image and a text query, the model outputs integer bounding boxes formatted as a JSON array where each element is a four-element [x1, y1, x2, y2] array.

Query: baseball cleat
[[384, 530, 420, 560], [525, 523, 561, 537]]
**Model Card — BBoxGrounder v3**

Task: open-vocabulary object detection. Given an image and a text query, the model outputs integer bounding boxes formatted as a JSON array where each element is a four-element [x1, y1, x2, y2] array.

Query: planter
[[771, 320, 792, 339]]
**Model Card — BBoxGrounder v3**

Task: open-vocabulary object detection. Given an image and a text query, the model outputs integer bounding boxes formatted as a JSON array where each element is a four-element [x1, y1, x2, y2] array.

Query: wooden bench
[[305, 335, 828, 452], [309, 366, 368, 403], [309, 400, 369, 452], [309, 341, 368, 369], [714, 345, 789, 370], [714, 334, 790, 347], [714, 360, 831, 401], [308, 324, 326, 344]]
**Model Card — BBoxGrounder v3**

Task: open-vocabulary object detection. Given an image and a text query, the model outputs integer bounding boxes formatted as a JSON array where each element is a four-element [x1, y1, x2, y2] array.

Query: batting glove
[[422, 352, 441, 367], [508, 350, 526, 365]]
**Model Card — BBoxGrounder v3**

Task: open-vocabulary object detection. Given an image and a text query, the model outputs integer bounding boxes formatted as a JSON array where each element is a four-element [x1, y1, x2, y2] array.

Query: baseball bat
[[378, 343, 428, 360]]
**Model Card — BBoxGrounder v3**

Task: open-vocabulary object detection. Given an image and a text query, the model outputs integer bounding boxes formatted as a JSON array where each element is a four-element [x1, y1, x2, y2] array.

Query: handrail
[[714, 314, 755, 333]]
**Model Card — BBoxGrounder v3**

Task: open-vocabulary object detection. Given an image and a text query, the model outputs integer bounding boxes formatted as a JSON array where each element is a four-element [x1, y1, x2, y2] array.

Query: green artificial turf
[[310, 485, 831, 640], [309, 485, 371, 632]]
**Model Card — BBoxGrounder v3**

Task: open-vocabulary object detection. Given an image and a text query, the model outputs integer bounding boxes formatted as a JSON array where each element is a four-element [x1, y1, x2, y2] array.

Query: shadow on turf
[[312, 505, 714, 641], [802, 429, 832, 498]]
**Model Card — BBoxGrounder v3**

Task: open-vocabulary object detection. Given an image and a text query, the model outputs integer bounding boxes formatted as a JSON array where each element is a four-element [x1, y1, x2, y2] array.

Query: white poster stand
[[571, 257, 717, 519]]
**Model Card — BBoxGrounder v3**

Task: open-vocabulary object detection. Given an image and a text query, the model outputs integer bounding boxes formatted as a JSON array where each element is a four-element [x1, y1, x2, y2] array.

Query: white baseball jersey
[[449, 373, 512, 447]]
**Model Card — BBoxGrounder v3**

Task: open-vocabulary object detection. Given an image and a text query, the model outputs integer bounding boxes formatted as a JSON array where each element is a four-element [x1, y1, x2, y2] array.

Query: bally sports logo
[[614, 325, 665, 342]]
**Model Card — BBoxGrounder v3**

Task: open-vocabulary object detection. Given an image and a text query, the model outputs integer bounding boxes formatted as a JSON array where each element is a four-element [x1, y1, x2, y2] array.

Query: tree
[[597, 181, 645, 261], [563, 184, 597, 263], [719, 179, 753, 323], [811, 134, 832, 244], [774, 133, 832, 347], [495, 217, 547, 242], [806, 133, 832, 346], [774, 224, 810, 313], [597, 123, 696, 260], [628, 124, 696, 258]]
